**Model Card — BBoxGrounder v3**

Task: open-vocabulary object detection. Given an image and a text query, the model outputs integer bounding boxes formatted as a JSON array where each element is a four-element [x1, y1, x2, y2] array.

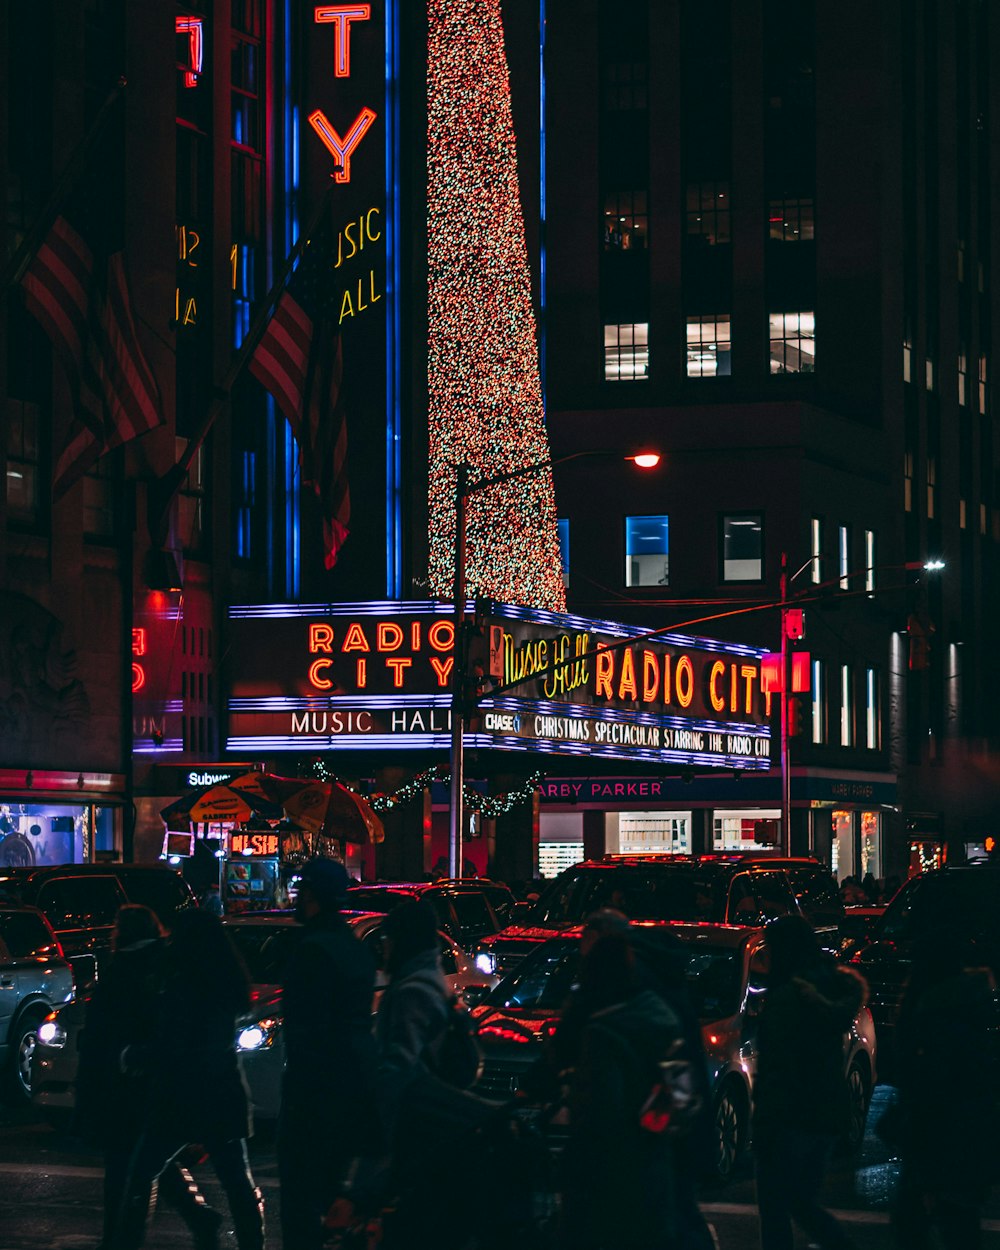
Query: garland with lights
[[310, 759, 544, 819], [426, 0, 565, 612]]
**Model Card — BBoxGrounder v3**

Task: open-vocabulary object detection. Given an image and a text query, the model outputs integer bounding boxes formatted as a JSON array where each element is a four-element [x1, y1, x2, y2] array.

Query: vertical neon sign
[[175, 17, 204, 88], [308, 5, 378, 182]]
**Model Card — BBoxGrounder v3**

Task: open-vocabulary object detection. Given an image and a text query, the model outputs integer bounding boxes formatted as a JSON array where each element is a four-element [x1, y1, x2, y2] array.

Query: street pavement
[[1, 1086, 999, 1248]]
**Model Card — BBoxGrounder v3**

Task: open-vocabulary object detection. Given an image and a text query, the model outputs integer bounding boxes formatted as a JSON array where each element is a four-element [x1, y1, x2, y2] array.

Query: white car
[[33, 910, 495, 1125]]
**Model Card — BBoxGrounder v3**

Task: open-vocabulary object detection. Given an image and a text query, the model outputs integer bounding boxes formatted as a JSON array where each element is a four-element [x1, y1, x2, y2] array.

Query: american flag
[[248, 234, 350, 569], [20, 214, 165, 497]]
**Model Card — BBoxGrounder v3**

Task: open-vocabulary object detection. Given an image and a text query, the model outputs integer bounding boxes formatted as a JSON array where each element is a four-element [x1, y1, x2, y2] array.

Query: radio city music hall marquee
[[225, 602, 773, 769]]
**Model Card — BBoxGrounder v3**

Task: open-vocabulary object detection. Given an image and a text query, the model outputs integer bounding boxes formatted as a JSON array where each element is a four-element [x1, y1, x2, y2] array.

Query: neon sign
[[308, 5, 377, 182], [132, 628, 147, 693], [230, 831, 281, 857], [175, 17, 204, 88], [225, 602, 773, 768]]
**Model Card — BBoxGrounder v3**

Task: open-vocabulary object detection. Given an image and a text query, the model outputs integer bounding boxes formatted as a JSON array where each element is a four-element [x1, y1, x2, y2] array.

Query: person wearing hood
[[279, 857, 379, 1250], [561, 931, 681, 1250], [892, 926, 998, 1249], [753, 914, 867, 1250]]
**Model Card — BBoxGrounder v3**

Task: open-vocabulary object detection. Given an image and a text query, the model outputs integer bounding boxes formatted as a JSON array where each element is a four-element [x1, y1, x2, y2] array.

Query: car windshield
[[225, 924, 302, 984], [879, 871, 1000, 944], [487, 934, 743, 1019], [531, 865, 721, 925], [345, 888, 413, 912]]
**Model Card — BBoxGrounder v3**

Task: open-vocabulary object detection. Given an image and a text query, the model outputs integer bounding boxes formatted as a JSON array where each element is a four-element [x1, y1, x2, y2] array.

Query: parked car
[[471, 923, 876, 1182], [0, 864, 196, 970], [849, 863, 1000, 1079], [839, 905, 887, 960], [474, 854, 843, 978], [0, 906, 75, 1103], [32, 910, 496, 1125], [345, 878, 516, 949]]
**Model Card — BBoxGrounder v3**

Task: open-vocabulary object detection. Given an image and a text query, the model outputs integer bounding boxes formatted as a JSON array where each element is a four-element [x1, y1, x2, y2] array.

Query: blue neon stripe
[[385, 0, 402, 596]]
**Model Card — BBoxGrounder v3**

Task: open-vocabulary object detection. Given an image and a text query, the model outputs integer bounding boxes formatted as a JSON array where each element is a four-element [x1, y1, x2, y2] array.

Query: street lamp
[[446, 449, 662, 878]]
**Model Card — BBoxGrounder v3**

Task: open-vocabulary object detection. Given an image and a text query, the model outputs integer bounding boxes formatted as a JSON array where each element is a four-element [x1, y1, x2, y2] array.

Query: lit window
[[925, 358, 934, 391], [980, 502, 987, 535], [865, 667, 880, 750], [838, 525, 850, 590], [721, 514, 763, 582], [979, 354, 988, 414], [558, 518, 570, 587], [686, 316, 731, 377], [959, 347, 968, 406], [768, 197, 814, 241], [903, 338, 912, 383], [625, 515, 669, 587], [811, 659, 825, 744], [927, 457, 936, 520], [604, 323, 649, 382], [810, 517, 822, 583], [904, 451, 914, 512], [840, 664, 853, 747], [865, 530, 876, 594], [603, 190, 648, 250], [960, 498, 967, 529], [769, 311, 815, 374], [685, 182, 731, 245]]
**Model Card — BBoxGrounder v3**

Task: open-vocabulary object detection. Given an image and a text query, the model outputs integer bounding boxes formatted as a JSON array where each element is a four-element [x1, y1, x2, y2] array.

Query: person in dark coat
[[374, 899, 498, 1247], [753, 914, 867, 1250], [115, 909, 264, 1250], [561, 932, 681, 1250], [279, 857, 380, 1250], [892, 927, 998, 1249], [76, 905, 220, 1250]]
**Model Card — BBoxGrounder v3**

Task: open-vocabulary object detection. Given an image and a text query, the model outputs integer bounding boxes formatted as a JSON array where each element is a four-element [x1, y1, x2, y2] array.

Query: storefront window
[[712, 811, 780, 851], [831, 809, 853, 880], [625, 515, 669, 586], [619, 811, 690, 854], [0, 803, 99, 868], [860, 811, 881, 879], [539, 842, 584, 879]]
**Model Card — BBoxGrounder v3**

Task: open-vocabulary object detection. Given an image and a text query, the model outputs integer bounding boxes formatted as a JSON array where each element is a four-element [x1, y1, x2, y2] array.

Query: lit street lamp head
[[628, 452, 662, 469]]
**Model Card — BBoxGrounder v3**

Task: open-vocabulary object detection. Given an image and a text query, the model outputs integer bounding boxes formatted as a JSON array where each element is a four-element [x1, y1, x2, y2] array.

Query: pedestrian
[[375, 898, 496, 1247], [115, 909, 264, 1250], [75, 904, 220, 1250], [840, 876, 866, 905], [753, 913, 867, 1250], [891, 926, 997, 1249], [561, 931, 681, 1250], [278, 857, 380, 1250]]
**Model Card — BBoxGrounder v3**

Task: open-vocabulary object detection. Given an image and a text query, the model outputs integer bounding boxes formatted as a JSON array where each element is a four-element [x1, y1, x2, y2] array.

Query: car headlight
[[38, 1014, 67, 1049], [474, 951, 496, 976], [237, 1017, 280, 1051]]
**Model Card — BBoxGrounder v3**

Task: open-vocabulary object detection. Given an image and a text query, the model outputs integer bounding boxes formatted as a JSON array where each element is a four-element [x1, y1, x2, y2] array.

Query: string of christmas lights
[[310, 759, 544, 818], [426, 0, 565, 612]]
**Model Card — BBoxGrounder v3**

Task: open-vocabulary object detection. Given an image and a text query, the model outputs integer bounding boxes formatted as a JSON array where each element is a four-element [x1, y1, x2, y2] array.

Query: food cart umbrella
[[258, 777, 385, 844], [161, 785, 283, 825]]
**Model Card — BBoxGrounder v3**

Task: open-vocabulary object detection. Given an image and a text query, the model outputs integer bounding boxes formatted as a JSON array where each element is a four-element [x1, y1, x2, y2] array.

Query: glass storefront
[[830, 808, 882, 882], [712, 809, 780, 851], [618, 811, 691, 854], [0, 801, 118, 868]]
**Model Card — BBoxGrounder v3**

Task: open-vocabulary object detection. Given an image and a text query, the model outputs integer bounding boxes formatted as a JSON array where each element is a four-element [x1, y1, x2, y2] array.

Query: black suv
[[345, 879, 515, 950], [0, 864, 196, 966], [850, 863, 1000, 1078], [474, 854, 843, 978]]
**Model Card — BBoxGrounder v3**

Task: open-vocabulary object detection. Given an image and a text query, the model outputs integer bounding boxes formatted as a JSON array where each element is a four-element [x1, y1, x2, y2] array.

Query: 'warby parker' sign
[[224, 602, 772, 768]]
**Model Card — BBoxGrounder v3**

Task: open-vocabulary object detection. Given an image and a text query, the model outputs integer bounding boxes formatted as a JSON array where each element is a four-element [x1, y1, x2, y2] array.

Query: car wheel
[[714, 1083, 746, 1183], [844, 1061, 870, 1151], [4, 1009, 46, 1104]]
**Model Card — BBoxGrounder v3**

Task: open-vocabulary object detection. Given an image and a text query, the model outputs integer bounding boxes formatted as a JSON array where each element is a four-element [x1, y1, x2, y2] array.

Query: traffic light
[[788, 695, 804, 738]]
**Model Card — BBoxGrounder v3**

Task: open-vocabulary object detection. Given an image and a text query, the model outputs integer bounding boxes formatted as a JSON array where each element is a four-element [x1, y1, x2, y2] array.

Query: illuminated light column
[[426, 0, 565, 612]]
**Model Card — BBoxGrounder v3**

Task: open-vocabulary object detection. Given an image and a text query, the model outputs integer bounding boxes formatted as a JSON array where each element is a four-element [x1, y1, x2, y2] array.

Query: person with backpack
[[753, 914, 868, 1250], [279, 857, 380, 1250], [561, 931, 683, 1250], [375, 899, 497, 1247]]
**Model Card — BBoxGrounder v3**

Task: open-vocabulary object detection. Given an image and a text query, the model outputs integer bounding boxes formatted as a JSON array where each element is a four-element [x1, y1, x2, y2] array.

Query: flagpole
[[147, 177, 339, 545], [1, 79, 127, 293]]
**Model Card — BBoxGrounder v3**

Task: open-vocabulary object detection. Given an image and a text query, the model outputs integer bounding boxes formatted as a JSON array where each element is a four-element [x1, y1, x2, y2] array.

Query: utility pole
[[780, 551, 793, 857], [448, 464, 469, 879]]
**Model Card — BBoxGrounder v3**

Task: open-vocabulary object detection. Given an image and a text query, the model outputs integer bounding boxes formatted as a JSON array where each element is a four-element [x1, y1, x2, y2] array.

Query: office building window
[[838, 524, 850, 589], [904, 451, 913, 512], [927, 457, 936, 520], [602, 61, 647, 111], [925, 357, 935, 391], [603, 190, 648, 250], [979, 353, 988, 414], [959, 347, 968, 406], [685, 182, 730, 244], [810, 517, 822, 583], [604, 323, 648, 381], [768, 196, 814, 241], [865, 529, 876, 593], [865, 667, 880, 749], [840, 664, 854, 747], [83, 459, 116, 539], [980, 502, 987, 535], [960, 498, 968, 529], [903, 338, 912, 383], [721, 513, 763, 582], [811, 659, 825, 744], [558, 518, 570, 587], [686, 316, 731, 378], [5, 399, 40, 526], [625, 515, 669, 587], [235, 450, 256, 560], [769, 311, 815, 373]]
